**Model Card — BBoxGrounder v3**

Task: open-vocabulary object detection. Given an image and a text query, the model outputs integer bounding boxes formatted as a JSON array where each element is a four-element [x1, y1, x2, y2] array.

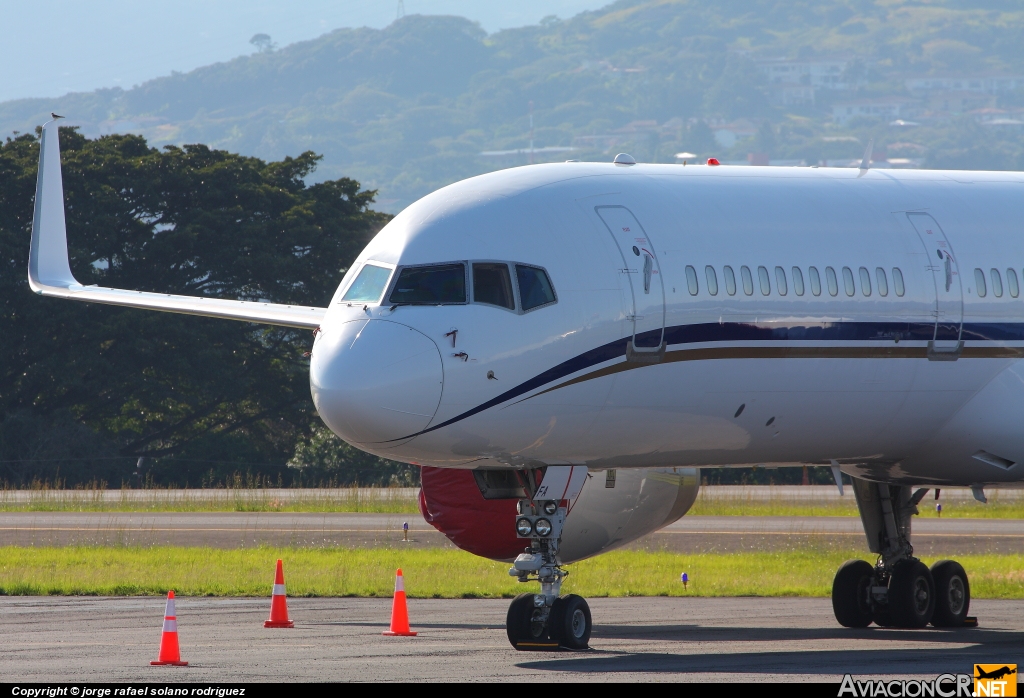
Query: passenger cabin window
[[342, 263, 393, 303], [809, 267, 821, 296], [991, 269, 1003, 298], [775, 266, 788, 296], [975, 268, 987, 298], [1008, 269, 1019, 298], [515, 265, 556, 311], [792, 267, 804, 296], [826, 267, 839, 297], [859, 267, 871, 296], [685, 265, 699, 295], [892, 268, 905, 296], [875, 267, 888, 297], [705, 266, 719, 296], [473, 263, 514, 310], [842, 267, 855, 297], [724, 266, 737, 296], [389, 263, 466, 304], [758, 266, 771, 295], [741, 266, 754, 296]]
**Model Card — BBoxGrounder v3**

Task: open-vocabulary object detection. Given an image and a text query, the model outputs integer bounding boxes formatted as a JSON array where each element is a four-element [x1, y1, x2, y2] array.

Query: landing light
[[534, 518, 553, 537], [516, 518, 534, 537]]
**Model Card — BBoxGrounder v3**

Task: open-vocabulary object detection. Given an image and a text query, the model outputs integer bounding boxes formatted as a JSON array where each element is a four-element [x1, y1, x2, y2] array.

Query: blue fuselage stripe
[[385, 320, 1024, 442]]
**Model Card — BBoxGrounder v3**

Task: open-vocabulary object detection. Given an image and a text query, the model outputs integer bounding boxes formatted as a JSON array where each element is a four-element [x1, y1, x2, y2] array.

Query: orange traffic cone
[[151, 590, 187, 666], [382, 568, 417, 637], [264, 559, 295, 628]]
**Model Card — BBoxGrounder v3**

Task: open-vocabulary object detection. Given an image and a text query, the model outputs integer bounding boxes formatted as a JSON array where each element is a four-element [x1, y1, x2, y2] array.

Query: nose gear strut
[[505, 466, 591, 650]]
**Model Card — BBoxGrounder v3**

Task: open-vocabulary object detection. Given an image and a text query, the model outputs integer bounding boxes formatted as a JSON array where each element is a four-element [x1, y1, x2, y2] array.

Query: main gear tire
[[872, 604, 895, 628], [832, 559, 875, 628], [888, 560, 935, 629], [550, 594, 592, 649], [930, 560, 970, 628]]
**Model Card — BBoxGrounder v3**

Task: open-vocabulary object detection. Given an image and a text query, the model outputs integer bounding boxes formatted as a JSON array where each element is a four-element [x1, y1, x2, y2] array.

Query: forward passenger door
[[595, 206, 666, 353]]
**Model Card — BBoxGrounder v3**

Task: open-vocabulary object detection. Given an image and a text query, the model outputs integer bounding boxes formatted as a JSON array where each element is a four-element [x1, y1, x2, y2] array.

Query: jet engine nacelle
[[419, 466, 699, 563]]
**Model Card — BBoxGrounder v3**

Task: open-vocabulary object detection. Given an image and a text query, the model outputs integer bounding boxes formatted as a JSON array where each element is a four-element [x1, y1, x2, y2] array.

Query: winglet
[[28, 118, 79, 293]]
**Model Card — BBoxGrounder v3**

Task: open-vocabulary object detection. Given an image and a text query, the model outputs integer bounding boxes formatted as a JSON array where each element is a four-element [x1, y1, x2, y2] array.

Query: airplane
[[975, 666, 1017, 681], [29, 117, 1024, 649]]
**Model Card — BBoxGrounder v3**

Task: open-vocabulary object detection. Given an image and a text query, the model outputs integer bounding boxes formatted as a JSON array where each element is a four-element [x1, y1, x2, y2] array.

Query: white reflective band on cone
[[395, 575, 404, 592], [273, 584, 286, 596], [164, 598, 176, 617], [162, 619, 177, 632]]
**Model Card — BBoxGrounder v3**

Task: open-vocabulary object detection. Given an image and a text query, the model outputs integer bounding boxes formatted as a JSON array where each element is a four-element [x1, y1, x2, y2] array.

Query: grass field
[[1, 546, 1022, 598], [1, 486, 1021, 518]]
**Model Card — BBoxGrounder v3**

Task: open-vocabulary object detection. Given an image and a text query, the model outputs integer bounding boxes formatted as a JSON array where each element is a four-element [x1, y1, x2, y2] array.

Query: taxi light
[[542, 500, 558, 515]]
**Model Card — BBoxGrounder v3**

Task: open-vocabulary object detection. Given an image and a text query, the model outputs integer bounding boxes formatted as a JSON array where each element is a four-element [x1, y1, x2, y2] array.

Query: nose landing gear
[[506, 592, 592, 650], [505, 467, 592, 651], [832, 479, 971, 629]]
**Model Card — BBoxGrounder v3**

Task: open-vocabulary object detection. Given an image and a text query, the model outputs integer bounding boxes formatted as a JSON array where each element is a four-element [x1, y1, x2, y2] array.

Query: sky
[[1, 1, 611, 103]]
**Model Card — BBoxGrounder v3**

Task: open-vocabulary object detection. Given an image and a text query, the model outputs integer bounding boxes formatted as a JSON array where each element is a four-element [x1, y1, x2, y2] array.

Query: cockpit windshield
[[341, 263, 393, 303], [389, 263, 466, 304], [473, 263, 515, 310]]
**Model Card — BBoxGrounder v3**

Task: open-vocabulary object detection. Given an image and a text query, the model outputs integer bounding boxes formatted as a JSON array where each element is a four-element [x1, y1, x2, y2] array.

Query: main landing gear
[[505, 468, 592, 651], [832, 479, 971, 629]]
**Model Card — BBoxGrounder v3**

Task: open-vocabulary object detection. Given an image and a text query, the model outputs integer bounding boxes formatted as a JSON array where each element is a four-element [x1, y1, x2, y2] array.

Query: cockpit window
[[516, 265, 556, 311], [389, 263, 466, 304], [341, 263, 392, 303], [473, 263, 515, 310]]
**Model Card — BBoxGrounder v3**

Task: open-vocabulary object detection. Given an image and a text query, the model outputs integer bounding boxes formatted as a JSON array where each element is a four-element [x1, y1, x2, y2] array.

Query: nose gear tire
[[888, 560, 935, 628], [550, 594, 592, 649], [929, 560, 970, 628], [506, 593, 540, 647], [832, 559, 874, 628]]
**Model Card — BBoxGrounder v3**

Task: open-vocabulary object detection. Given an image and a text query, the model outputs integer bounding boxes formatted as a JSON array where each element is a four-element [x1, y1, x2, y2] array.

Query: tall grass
[[1, 483, 1022, 518], [0, 485, 420, 513], [687, 487, 1024, 519], [1, 546, 1021, 598]]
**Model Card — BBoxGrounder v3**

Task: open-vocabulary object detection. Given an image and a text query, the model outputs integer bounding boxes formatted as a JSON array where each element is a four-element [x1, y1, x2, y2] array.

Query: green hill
[[5, 0, 1024, 210]]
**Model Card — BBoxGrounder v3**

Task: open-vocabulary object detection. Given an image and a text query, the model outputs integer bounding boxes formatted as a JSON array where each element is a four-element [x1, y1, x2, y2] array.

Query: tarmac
[[1, 512, 1021, 555], [2, 596, 1021, 682]]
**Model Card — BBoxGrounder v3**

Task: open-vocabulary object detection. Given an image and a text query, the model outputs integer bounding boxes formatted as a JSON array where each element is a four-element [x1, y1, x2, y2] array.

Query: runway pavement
[[1, 512, 1021, 555], [2, 596, 1021, 682]]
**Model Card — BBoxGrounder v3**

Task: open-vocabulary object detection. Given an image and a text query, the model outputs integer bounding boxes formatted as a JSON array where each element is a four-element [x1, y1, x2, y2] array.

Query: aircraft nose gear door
[[596, 206, 666, 355], [907, 213, 963, 359]]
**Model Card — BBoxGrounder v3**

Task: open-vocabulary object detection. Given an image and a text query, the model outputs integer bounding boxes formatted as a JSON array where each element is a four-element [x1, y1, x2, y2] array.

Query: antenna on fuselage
[[859, 138, 874, 171]]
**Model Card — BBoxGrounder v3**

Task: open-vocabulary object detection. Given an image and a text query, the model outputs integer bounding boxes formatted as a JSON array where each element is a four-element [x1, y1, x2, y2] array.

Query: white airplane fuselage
[[311, 162, 1024, 487]]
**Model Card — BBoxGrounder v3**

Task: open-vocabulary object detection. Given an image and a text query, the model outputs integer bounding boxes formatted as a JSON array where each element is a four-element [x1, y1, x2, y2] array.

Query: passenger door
[[907, 212, 963, 355], [596, 206, 666, 352]]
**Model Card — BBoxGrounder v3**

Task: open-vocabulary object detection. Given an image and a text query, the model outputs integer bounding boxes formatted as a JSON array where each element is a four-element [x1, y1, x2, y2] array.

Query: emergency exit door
[[907, 212, 963, 355], [596, 206, 665, 351]]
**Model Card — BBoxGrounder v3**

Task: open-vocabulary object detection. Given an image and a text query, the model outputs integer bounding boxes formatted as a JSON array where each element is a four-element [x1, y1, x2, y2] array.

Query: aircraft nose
[[310, 319, 444, 444]]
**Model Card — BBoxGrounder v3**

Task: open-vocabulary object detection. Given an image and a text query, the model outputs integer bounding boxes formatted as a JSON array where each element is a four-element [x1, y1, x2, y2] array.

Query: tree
[[0, 128, 388, 486], [249, 34, 276, 54], [755, 121, 776, 154], [287, 426, 418, 486]]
